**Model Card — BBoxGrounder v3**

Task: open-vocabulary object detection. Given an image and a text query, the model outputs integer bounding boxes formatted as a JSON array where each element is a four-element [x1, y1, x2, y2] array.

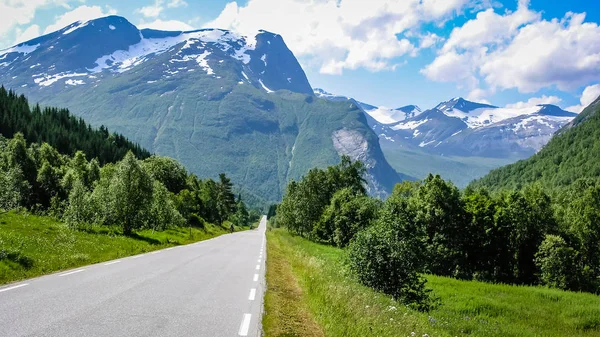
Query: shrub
[[188, 214, 205, 229], [536, 235, 580, 290], [347, 224, 433, 311]]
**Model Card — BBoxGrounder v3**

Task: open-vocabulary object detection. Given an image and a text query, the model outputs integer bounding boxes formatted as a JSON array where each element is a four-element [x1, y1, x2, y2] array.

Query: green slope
[[471, 96, 600, 191], [21, 72, 399, 202], [381, 142, 517, 188]]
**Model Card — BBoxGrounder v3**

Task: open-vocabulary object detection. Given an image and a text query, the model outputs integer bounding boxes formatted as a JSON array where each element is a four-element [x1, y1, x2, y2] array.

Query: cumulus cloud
[[505, 95, 562, 109], [167, 0, 188, 8], [0, 0, 76, 37], [206, 0, 472, 74], [135, 0, 164, 18], [44, 5, 118, 34], [14, 24, 41, 45], [138, 19, 194, 31], [423, 1, 600, 96], [565, 84, 600, 113]]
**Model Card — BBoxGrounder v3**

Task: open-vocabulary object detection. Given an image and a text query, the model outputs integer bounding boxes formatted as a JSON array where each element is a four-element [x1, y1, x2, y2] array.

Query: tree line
[[0, 135, 259, 236], [272, 158, 600, 310], [0, 87, 150, 164]]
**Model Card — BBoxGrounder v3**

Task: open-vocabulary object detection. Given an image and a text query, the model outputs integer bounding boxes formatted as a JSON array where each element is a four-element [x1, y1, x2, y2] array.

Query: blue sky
[[1, 0, 599, 111]]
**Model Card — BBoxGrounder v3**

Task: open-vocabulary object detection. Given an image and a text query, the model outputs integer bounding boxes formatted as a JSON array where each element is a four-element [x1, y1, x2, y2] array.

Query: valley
[[1, 2, 600, 336]]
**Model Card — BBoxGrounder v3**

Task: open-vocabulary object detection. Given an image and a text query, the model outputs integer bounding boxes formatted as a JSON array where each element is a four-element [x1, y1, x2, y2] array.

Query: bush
[[536, 235, 581, 290], [347, 224, 433, 311], [188, 214, 205, 229], [314, 188, 379, 247]]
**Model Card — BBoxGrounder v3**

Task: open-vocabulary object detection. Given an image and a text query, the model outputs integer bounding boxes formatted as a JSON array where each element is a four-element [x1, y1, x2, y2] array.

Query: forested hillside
[[471, 95, 600, 191], [0, 87, 149, 164]]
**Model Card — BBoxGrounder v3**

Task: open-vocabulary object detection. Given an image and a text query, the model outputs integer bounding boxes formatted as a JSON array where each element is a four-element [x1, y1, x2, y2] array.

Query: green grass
[[0, 211, 242, 285], [381, 143, 518, 187], [267, 228, 600, 337]]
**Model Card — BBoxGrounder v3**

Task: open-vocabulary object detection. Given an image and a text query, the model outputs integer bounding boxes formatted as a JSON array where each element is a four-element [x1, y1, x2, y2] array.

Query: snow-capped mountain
[[0, 15, 313, 95], [0, 16, 406, 201], [316, 91, 577, 159], [314, 88, 421, 124], [384, 97, 577, 157]]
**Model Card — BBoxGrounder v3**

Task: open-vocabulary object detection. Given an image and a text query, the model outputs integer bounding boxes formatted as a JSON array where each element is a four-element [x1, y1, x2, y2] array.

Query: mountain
[[315, 90, 577, 186], [384, 97, 577, 157], [314, 88, 421, 125], [471, 95, 600, 191], [0, 16, 407, 202]]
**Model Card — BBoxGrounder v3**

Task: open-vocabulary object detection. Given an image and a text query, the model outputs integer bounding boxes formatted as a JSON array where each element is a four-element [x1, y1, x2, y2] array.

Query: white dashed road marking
[[256, 265, 260, 270], [0, 283, 28, 293], [104, 261, 121, 266], [248, 289, 256, 301], [59, 269, 86, 277], [238, 314, 251, 336], [253, 274, 258, 282]]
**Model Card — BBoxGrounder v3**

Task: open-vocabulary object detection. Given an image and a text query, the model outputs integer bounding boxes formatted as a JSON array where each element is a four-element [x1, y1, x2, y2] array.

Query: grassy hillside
[[471, 96, 600, 191], [0, 211, 245, 285], [380, 142, 517, 187], [264, 229, 600, 337]]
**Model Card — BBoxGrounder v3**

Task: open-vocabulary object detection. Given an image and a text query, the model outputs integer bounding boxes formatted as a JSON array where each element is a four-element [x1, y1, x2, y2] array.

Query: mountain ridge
[[0, 15, 407, 202]]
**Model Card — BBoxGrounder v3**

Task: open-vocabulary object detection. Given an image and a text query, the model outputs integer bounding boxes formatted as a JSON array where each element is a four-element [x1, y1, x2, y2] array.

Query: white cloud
[[44, 5, 118, 34], [480, 13, 600, 92], [167, 0, 188, 8], [505, 95, 562, 109], [467, 88, 492, 104], [419, 33, 444, 49], [0, 0, 76, 37], [138, 19, 194, 32], [421, 50, 480, 88], [14, 24, 41, 45], [565, 84, 600, 113], [424, 2, 600, 96], [136, 0, 164, 18], [206, 0, 473, 75]]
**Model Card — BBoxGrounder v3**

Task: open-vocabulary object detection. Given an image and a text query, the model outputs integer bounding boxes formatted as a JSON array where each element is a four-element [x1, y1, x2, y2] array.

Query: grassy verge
[[262, 227, 325, 337], [0, 211, 241, 285], [266, 228, 600, 337]]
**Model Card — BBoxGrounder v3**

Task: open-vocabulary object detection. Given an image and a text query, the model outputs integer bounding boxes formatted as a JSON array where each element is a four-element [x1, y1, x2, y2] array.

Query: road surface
[[0, 216, 268, 337]]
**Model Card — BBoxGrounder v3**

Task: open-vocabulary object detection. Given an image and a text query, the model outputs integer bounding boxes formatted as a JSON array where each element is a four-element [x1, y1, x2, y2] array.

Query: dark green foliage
[[276, 156, 600, 303], [277, 156, 366, 238], [347, 223, 433, 311], [314, 188, 379, 247], [0, 87, 150, 164], [143, 156, 188, 194], [536, 235, 581, 290], [0, 113, 239, 238]]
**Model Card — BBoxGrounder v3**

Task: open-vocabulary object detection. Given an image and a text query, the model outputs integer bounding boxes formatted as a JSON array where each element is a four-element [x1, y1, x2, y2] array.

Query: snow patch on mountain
[[442, 105, 545, 129], [0, 43, 40, 57], [364, 106, 409, 124], [89, 29, 255, 74], [392, 119, 429, 130], [33, 72, 87, 87], [63, 21, 90, 35], [512, 115, 573, 132], [259, 79, 274, 93]]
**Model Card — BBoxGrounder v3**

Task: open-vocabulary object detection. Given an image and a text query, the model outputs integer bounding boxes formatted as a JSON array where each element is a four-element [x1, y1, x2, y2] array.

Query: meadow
[[263, 229, 600, 337], [0, 211, 244, 285]]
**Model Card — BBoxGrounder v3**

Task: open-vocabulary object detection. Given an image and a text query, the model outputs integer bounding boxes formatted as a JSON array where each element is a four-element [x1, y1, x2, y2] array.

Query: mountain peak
[[436, 97, 497, 113], [0, 15, 313, 95]]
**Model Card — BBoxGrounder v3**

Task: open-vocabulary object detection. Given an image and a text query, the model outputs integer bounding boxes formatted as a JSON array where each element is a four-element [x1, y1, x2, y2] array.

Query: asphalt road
[[0, 216, 268, 337]]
